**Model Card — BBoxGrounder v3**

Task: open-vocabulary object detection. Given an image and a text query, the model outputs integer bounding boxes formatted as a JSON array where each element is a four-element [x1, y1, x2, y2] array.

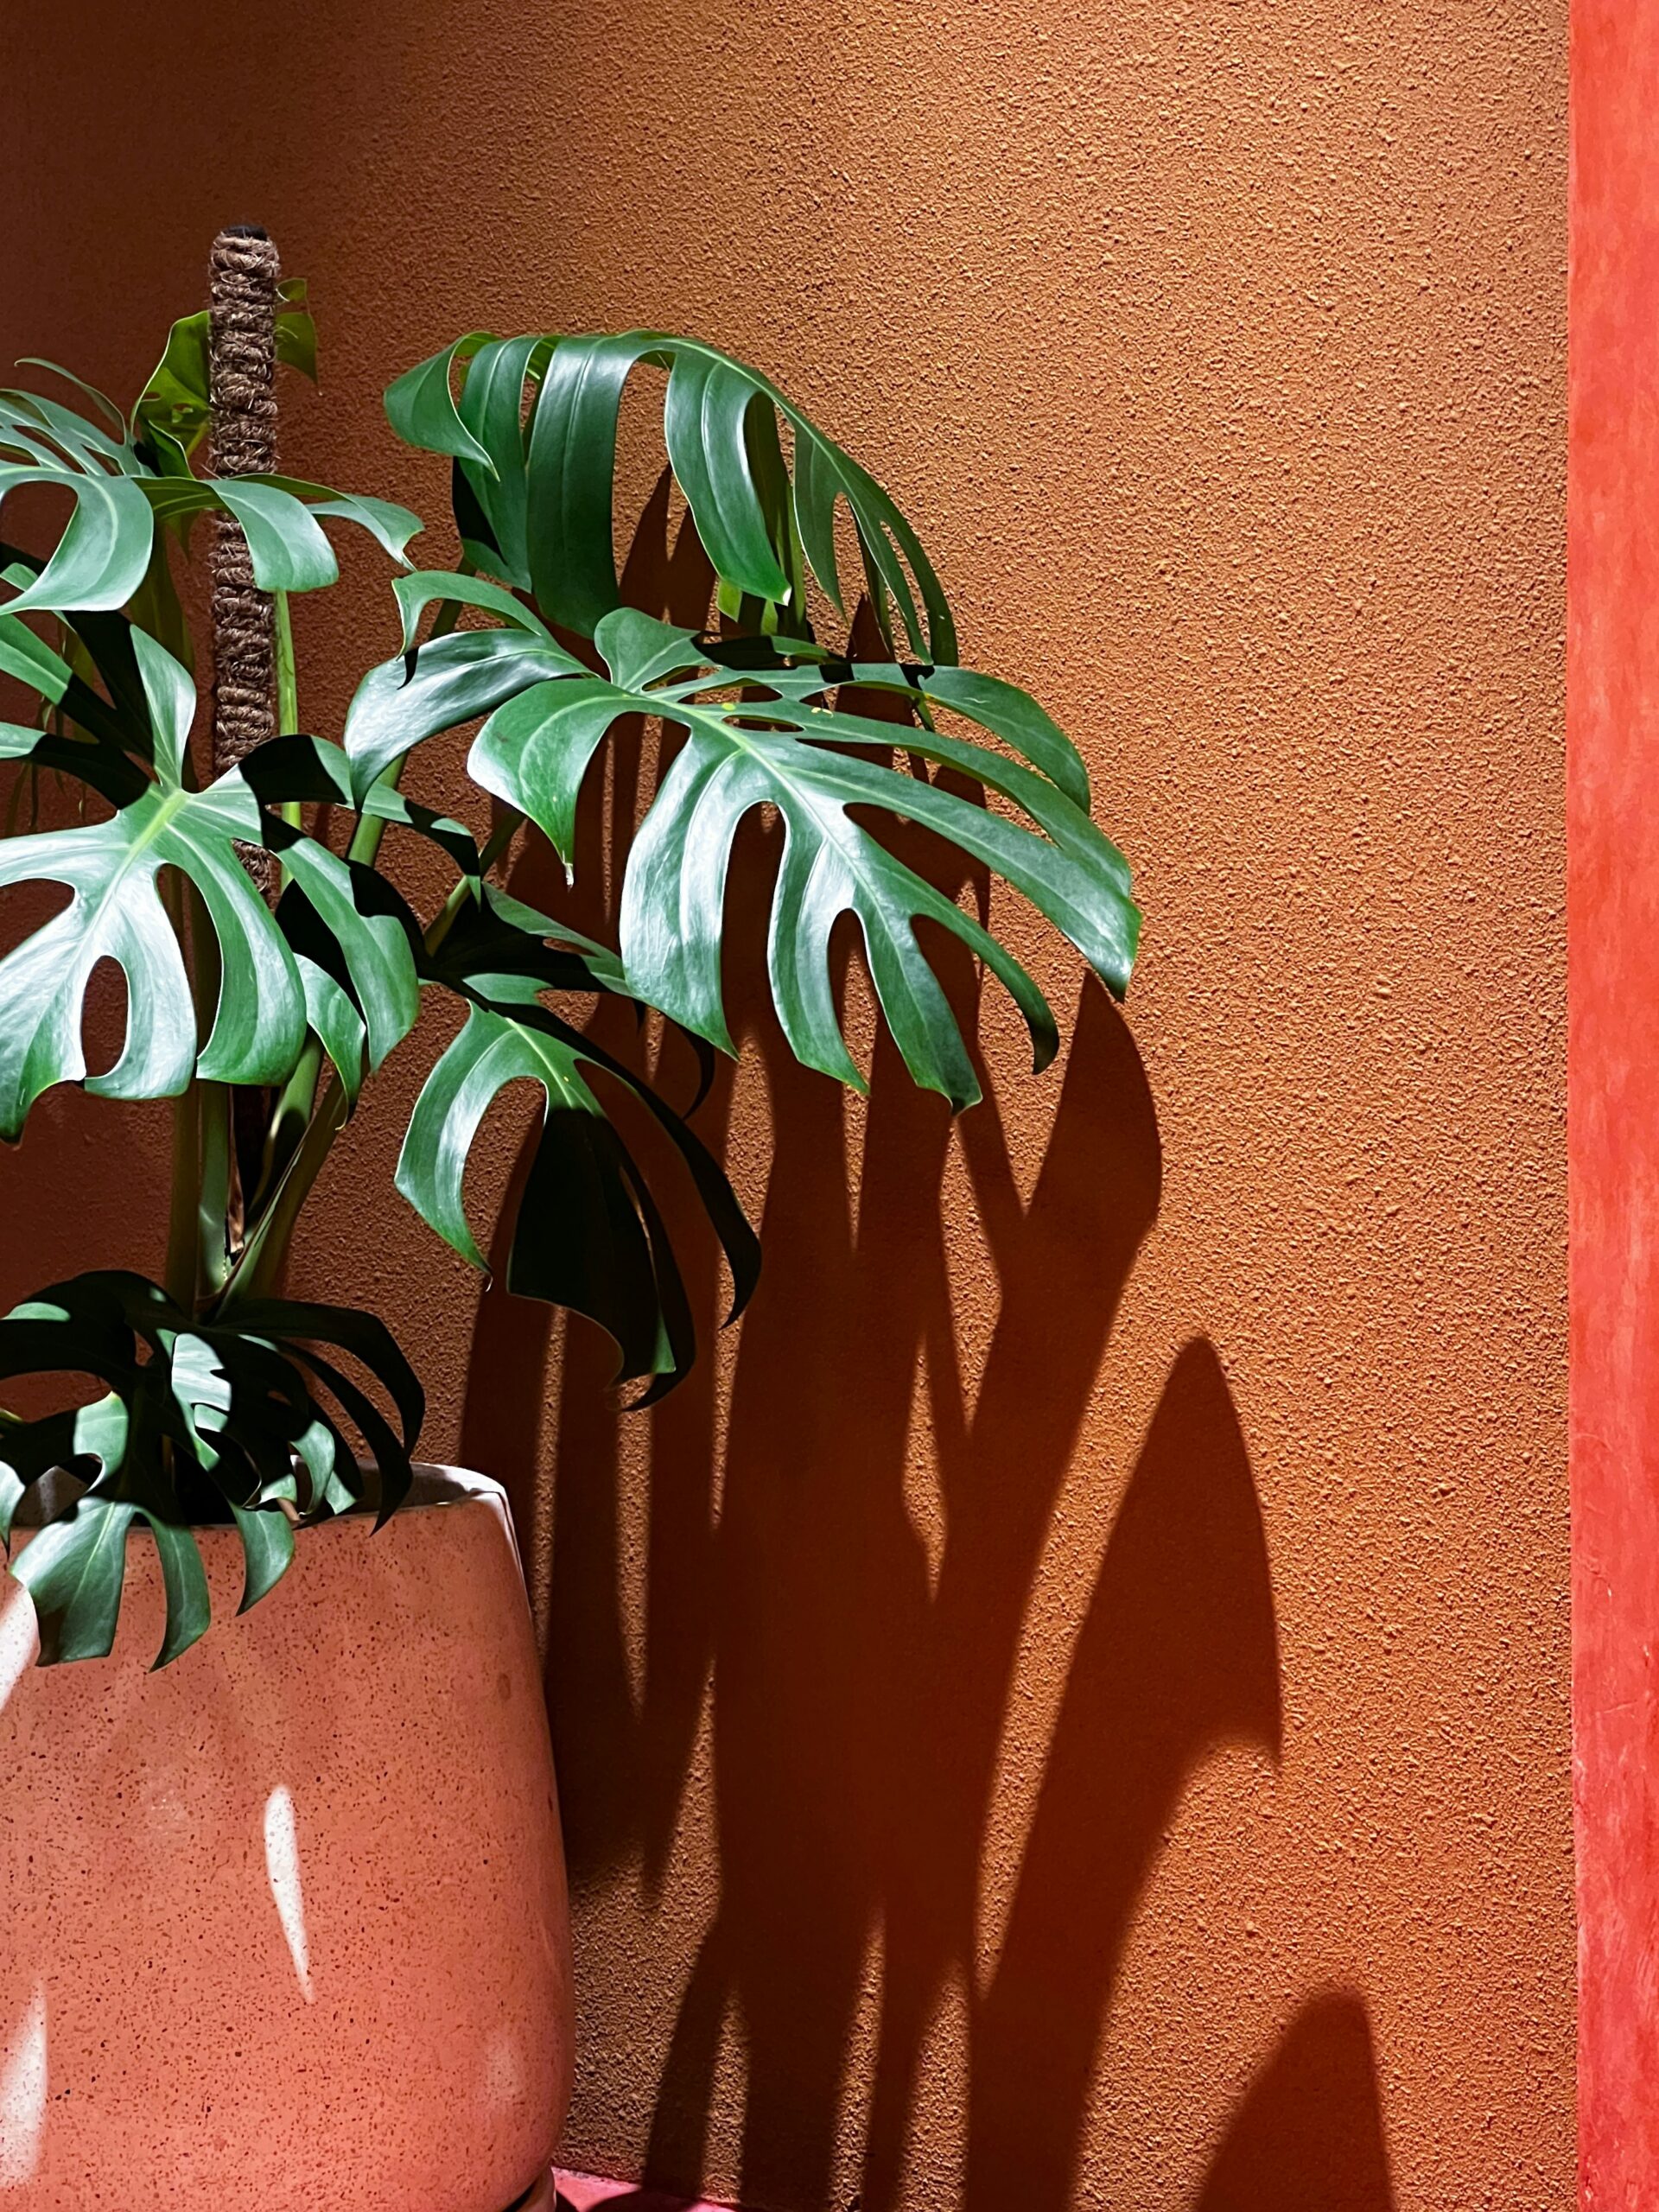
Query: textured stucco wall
[[0, 1, 1569, 2206]]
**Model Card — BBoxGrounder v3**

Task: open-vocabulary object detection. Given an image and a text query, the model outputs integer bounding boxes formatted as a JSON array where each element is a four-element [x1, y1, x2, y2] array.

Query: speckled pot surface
[[0, 1467, 573, 2211]]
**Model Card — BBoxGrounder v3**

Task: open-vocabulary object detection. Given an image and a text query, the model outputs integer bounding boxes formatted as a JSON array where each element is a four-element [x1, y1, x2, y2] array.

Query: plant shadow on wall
[[460, 486, 1398, 2212]]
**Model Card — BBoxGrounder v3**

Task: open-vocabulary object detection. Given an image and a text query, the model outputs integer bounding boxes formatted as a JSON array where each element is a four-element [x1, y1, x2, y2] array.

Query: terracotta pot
[[0, 1466, 573, 2212]]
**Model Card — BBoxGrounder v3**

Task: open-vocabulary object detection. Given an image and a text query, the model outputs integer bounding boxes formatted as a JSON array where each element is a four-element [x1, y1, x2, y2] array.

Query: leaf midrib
[[73, 782, 188, 956], [652, 690, 933, 930]]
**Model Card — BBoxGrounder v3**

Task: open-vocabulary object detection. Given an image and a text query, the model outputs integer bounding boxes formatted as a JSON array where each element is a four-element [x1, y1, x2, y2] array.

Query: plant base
[[0, 1468, 573, 2212]]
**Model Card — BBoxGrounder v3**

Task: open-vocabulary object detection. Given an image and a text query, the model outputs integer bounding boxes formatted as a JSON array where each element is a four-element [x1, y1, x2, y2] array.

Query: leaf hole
[[79, 956, 130, 1081]]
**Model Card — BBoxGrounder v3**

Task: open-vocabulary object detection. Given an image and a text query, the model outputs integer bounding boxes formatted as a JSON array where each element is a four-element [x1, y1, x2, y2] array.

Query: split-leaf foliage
[[0, 301, 1140, 1664]]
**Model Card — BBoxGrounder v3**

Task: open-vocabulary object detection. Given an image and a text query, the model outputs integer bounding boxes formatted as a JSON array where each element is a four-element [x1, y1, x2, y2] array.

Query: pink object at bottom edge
[[551, 2171, 734, 2211]]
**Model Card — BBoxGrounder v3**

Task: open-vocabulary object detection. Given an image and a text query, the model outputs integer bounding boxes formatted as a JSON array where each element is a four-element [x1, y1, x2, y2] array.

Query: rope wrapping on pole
[[208, 223, 279, 896]]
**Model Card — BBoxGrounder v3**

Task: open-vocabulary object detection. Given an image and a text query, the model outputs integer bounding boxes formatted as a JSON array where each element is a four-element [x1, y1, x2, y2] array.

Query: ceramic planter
[[0, 1466, 573, 2212]]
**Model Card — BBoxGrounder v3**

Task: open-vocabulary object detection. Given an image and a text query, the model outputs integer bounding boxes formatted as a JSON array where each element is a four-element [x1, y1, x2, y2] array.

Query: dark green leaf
[[143, 1516, 211, 1668], [0, 640, 426, 1138], [1, 1272, 423, 1662], [342, 622, 585, 799], [397, 942, 758, 1389], [0, 639, 308, 1135], [230, 1502, 295, 1613]]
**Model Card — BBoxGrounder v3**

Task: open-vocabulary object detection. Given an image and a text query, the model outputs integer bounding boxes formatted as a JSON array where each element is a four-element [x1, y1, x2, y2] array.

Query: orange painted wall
[[1, 1, 1570, 2206]]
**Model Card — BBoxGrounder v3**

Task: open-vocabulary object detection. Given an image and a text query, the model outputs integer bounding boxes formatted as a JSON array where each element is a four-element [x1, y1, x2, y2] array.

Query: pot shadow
[[458, 486, 1397, 2212]]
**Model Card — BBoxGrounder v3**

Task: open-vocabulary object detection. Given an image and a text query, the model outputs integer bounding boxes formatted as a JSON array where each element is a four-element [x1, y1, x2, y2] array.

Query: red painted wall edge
[[1569, 2, 1659, 2202]]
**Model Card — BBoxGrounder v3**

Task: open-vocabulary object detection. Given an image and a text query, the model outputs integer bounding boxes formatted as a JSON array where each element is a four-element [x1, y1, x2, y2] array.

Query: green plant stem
[[274, 588, 301, 821], [259, 771, 403, 1177], [259, 591, 409, 1185], [219, 1073, 348, 1311], [162, 1079, 200, 1309], [257, 1038, 322, 1204], [223, 810, 527, 1313], [223, 580, 494, 1306], [429, 808, 524, 950], [265, 579, 479, 1143], [161, 874, 225, 1312], [196, 1084, 234, 1300], [189, 884, 232, 1300], [274, 590, 298, 742], [232, 588, 305, 1222]]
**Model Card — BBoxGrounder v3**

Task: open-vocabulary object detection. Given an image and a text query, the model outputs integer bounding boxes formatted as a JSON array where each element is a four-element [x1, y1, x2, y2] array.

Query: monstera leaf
[[0, 629, 419, 1138], [0, 1270, 423, 1666], [130, 284, 317, 461], [385, 331, 954, 657], [398, 887, 759, 1395], [232, 720, 755, 1391], [346, 602, 1139, 1110], [340, 574, 588, 796], [0, 363, 419, 618]]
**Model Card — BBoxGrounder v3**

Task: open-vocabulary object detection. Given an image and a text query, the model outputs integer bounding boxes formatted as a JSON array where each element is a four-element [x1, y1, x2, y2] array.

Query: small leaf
[[276, 305, 318, 385], [12, 1497, 137, 1664], [230, 1502, 296, 1613], [143, 1516, 211, 1669]]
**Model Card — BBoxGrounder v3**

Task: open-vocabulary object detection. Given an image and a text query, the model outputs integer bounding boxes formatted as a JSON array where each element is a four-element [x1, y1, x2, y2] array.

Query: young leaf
[[387, 330, 956, 657]]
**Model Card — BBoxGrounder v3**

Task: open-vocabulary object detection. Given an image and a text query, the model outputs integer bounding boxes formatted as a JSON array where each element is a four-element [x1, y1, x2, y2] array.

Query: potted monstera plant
[[0, 231, 1139, 2212]]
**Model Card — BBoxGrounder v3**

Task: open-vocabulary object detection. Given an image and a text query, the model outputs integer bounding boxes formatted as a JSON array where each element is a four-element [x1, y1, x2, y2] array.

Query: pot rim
[[15, 1460, 508, 1533]]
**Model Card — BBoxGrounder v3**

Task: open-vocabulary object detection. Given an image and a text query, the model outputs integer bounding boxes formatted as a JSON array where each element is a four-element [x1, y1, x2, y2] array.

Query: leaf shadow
[[1197, 1991, 1398, 2212], [457, 486, 1397, 2212]]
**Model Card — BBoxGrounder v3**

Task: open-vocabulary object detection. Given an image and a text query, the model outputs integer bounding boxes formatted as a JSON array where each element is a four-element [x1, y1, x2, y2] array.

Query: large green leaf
[[348, 607, 1138, 1110], [0, 359, 421, 619], [136, 474, 421, 594], [385, 332, 955, 658], [0, 386, 139, 478], [11, 1500, 143, 1665], [0, 1270, 423, 1665], [0, 632, 418, 1138], [0, 539, 157, 745], [232, 723, 748, 1396], [398, 896, 759, 1395]]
